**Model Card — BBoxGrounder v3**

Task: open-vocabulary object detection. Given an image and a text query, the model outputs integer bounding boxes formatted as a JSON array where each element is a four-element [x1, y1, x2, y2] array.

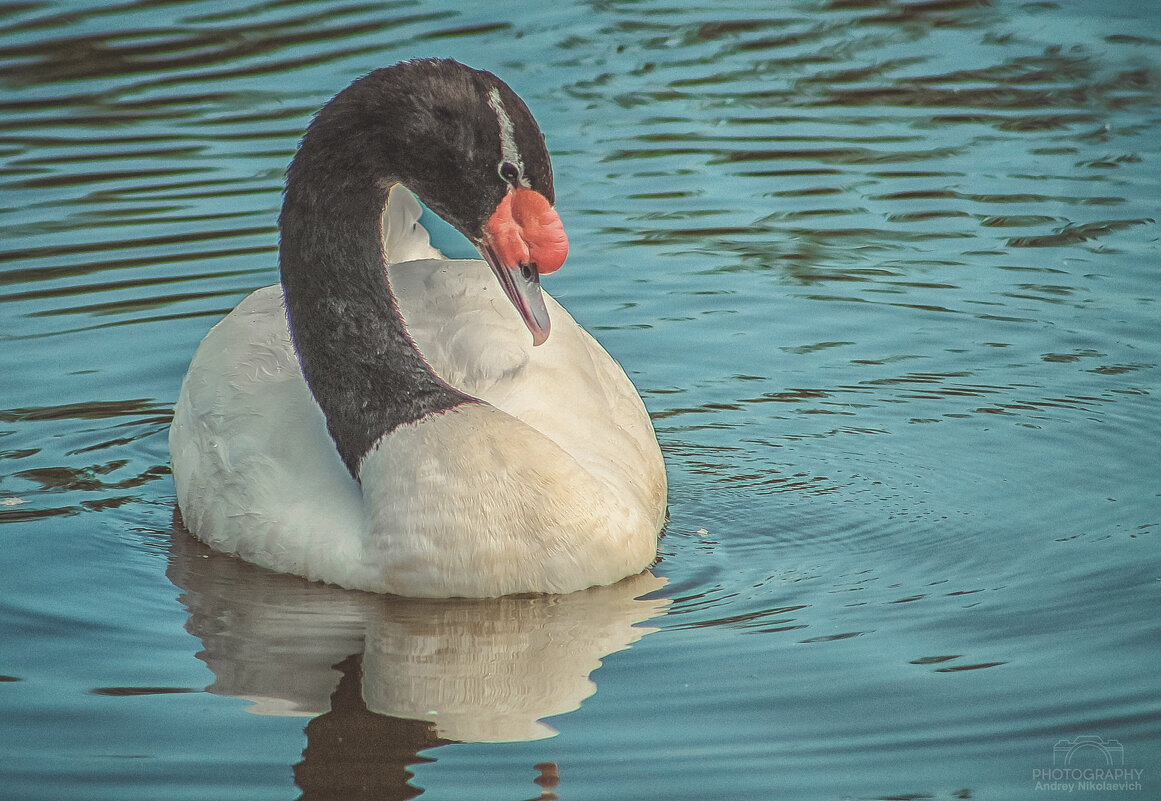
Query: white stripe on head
[[487, 86, 529, 187]]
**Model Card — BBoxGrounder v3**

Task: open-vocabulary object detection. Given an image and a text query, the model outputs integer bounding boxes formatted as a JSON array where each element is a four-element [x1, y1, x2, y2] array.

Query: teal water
[[1, 1, 1159, 799]]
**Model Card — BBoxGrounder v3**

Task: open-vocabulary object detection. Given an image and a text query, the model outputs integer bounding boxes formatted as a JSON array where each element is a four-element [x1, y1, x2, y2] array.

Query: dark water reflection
[[1, 1, 1159, 799], [165, 528, 665, 799]]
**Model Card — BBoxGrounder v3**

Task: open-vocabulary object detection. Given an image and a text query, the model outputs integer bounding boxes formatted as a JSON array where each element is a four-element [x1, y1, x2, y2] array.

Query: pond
[[1, 1, 1159, 799]]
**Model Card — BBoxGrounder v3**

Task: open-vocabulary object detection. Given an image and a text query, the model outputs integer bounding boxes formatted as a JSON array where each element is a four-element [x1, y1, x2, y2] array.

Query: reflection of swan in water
[[167, 526, 668, 747]]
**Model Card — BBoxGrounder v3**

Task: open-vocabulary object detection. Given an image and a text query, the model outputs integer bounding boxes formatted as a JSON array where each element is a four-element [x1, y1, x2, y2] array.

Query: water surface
[[1, 1, 1159, 799]]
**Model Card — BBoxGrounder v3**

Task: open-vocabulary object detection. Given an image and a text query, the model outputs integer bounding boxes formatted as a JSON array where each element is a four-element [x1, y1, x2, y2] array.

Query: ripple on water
[[0, 399, 171, 523]]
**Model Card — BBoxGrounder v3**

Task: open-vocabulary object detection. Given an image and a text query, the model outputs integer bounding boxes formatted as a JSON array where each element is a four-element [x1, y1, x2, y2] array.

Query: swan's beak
[[481, 245, 551, 346], [479, 187, 567, 347]]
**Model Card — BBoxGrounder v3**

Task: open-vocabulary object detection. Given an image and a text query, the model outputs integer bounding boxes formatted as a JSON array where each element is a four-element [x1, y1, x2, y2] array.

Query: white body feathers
[[170, 188, 666, 597]]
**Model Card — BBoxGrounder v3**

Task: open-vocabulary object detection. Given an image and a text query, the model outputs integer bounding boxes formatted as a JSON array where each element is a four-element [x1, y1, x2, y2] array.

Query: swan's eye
[[498, 160, 521, 186]]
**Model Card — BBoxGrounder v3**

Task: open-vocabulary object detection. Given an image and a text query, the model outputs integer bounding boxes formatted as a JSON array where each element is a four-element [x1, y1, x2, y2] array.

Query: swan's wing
[[381, 184, 662, 508], [382, 183, 443, 264], [388, 257, 667, 520], [169, 285, 370, 584]]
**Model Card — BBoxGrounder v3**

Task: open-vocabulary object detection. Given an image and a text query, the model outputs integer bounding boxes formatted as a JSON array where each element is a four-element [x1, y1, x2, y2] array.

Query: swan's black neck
[[276, 60, 555, 477], [279, 152, 469, 478]]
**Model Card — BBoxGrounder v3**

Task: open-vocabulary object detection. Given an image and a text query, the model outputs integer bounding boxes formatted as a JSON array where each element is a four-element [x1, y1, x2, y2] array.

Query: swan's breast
[[357, 402, 658, 597]]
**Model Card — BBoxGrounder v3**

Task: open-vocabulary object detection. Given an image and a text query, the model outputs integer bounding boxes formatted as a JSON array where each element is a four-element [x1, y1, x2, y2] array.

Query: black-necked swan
[[169, 59, 667, 598]]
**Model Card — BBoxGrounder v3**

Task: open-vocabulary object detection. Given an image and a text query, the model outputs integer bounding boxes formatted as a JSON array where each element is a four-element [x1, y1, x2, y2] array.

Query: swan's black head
[[287, 58, 567, 344]]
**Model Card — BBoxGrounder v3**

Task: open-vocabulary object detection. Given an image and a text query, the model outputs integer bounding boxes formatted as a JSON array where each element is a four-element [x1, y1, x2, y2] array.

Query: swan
[[169, 59, 667, 598]]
